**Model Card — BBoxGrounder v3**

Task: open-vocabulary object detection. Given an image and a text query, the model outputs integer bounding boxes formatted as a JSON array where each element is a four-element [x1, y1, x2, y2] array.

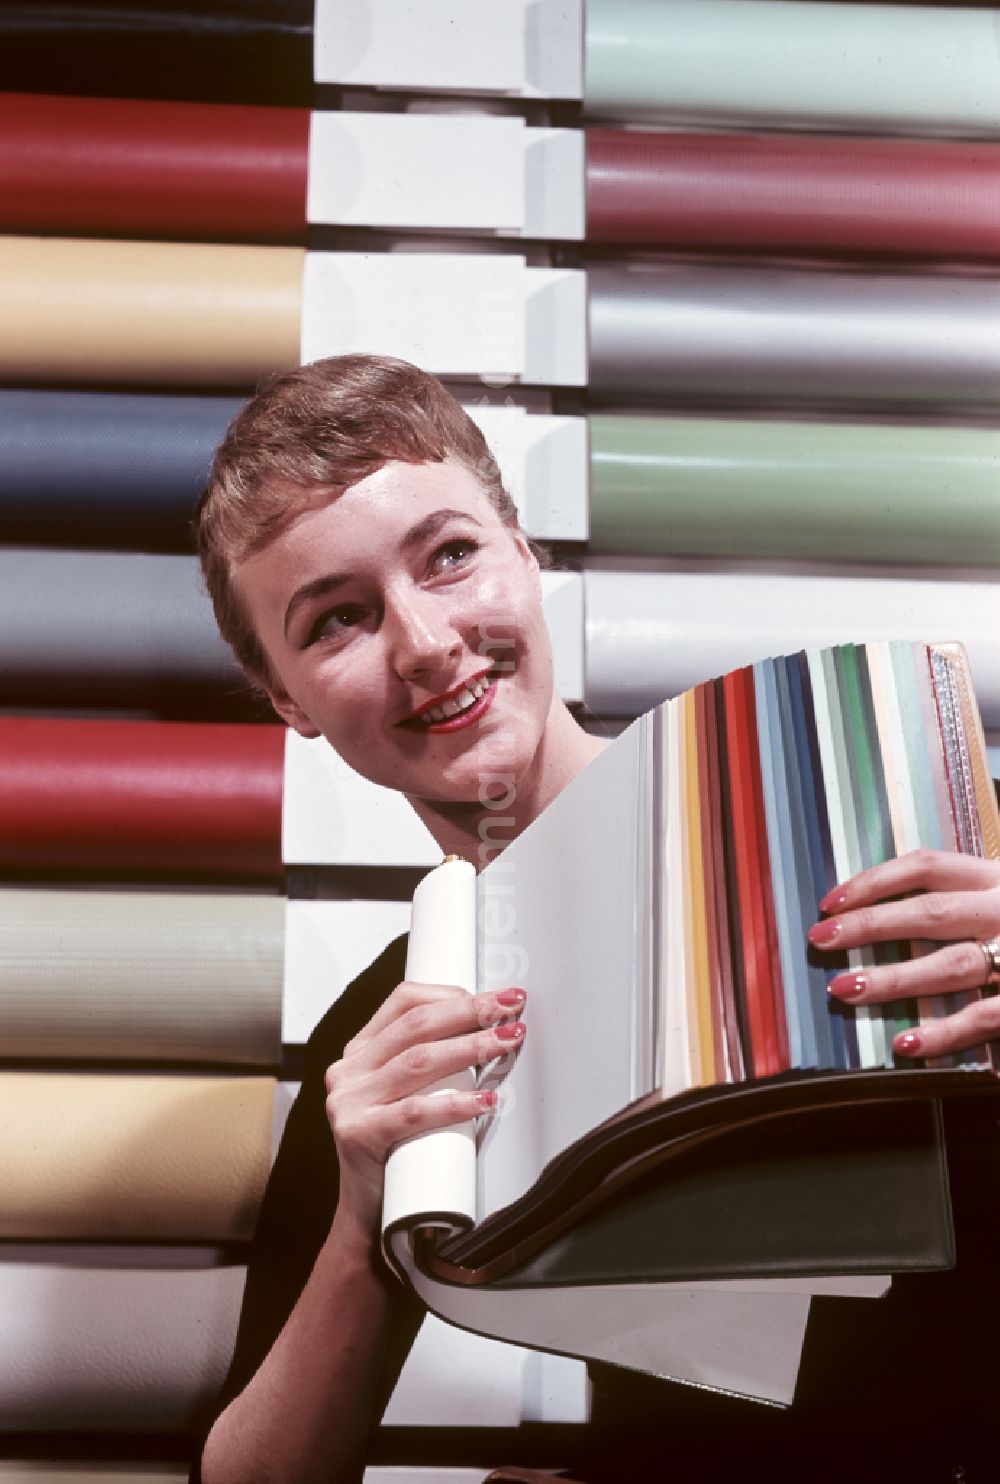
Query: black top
[[194, 934, 1000, 1484]]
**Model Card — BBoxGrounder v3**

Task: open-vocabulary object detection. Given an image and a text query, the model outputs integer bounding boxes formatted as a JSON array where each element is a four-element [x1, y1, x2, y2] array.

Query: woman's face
[[234, 457, 556, 808]]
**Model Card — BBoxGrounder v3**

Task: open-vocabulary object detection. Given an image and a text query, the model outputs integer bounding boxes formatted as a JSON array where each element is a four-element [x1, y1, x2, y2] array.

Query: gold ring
[[978, 936, 1000, 994]]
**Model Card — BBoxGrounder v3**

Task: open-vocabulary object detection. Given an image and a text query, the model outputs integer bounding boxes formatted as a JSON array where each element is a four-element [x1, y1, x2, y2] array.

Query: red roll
[[586, 128, 1000, 260], [0, 92, 309, 241], [0, 718, 285, 880]]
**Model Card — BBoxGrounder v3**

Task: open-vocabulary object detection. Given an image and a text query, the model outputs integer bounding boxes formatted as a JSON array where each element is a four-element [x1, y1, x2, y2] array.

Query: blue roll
[[0, 390, 241, 551]]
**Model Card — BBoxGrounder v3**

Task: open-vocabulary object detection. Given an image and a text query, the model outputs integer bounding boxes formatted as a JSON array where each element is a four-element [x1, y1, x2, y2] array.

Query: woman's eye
[[308, 604, 365, 642], [432, 538, 478, 572]]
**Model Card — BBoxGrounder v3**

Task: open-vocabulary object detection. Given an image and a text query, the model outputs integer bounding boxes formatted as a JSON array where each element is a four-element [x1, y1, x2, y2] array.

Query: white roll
[[0, 1263, 244, 1431], [584, 569, 1000, 722], [382, 859, 478, 1236]]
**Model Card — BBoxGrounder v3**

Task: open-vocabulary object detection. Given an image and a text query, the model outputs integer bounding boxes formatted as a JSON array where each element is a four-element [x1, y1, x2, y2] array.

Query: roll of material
[[0, 550, 244, 707], [587, 263, 1000, 412], [0, 1468, 187, 1481], [0, 93, 309, 242], [0, 237, 303, 386], [0, 2, 313, 106], [0, 1262, 244, 1431], [0, 1073, 273, 1241], [583, 570, 1000, 724], [584, 0, 1000, 134], [0, 889, 283, 1065], [589, 416, 1000, 565], [0, 391, 240, 550], [0, 718, 284, 880], [586, 129, 1000, 260], [0, 1469, 188, 1481]]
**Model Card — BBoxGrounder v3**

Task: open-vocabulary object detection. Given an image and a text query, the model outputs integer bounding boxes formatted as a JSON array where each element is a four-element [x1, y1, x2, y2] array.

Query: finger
[[808, 887, 1000, 951], [892, 995, 1000, 1061], [347, 979, 472, 1052], [827, 941, 991, 1007], [344, 987, 527, 1073], [331, 1085, 498, 1164], [820, 849, 1000, 913], [372, 1020, 526, 1103]]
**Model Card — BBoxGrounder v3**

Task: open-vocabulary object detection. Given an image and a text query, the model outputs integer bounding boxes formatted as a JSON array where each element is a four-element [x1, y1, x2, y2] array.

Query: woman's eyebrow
[[400, 508, 484, 552]]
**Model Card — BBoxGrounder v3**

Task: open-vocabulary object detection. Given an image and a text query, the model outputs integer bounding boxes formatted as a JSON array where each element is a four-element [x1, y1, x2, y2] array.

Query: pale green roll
[[589, 416, 1000, 565], [0, 889, 284, 1065], [585, 0, 1000, 135]]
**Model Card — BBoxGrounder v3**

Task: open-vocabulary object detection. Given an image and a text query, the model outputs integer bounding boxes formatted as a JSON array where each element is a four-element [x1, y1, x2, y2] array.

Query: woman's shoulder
[[302, 931, 410, 1081]]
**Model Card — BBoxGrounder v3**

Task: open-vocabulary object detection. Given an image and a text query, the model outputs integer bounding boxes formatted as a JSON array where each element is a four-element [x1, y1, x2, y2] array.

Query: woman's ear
[[258, 679, 322, 739], [510, 526, 543, 590]]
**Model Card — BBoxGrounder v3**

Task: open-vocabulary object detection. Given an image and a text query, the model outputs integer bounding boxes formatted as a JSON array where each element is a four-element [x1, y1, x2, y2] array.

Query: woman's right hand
[[324, 982, 526, 1233]]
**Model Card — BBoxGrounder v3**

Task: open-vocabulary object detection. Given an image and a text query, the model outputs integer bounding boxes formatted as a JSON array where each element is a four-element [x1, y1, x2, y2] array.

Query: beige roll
[[0, 889, 284, 1066], [0, 236, 303, 385], [0, 1470, 187, 1482], [0, 1074, 274, 1241]]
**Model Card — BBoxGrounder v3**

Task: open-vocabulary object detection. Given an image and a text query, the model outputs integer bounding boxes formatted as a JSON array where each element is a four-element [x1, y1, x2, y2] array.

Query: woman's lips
[[419, 679, 497, 734]]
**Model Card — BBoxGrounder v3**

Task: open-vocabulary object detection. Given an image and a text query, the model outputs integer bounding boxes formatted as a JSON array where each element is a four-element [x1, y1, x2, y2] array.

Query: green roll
[[588, 416, 1000, 565]]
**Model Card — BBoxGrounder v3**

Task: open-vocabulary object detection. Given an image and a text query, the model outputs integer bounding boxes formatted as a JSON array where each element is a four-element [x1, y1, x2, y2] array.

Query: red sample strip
[[722, 670, 782, 1078], [0, 718, 285, 880], [0, 92, 309, 241], [586, 128, 1000, 260]]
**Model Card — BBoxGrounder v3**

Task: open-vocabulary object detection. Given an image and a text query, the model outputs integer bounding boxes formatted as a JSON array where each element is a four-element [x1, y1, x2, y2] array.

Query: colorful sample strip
[[0, 718, 284, 880], [0, 889, 283, 1065], [0, 550, 243, 709], [588, 262, 1000, 411], [585, 128, 1000, 260], [0, 390, 239, 550], [0, 93, 308, 241], [0, 1073, 274, 1240], [0, 1, 313, 106], [583, 570, 1000, 726], [584, 0, 1000, 135], [0, 1263, 244, 1431], [588, 415, 1000, 566], [655, 642, 998, 1099]]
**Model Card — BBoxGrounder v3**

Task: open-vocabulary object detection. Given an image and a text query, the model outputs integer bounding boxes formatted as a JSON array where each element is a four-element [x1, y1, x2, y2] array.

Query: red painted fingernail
[[497, 989, 526, 1007], [808, 920, 843, 948], [475, 1089, 497, 1110], [894, 1030, 922, 1056], [828, 973, 866, 1001], [819, 888, 849, 912], [495, 1022, 525, 1043]]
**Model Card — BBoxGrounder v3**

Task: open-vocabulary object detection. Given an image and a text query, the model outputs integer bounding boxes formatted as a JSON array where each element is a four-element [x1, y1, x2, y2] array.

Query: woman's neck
[[405, 702, 610, 868]]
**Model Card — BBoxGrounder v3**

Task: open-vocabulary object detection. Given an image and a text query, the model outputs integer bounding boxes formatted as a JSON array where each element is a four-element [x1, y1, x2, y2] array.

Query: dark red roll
[[0, 92, 309, 241], [586, 128, 1000, 260], [0, 718, 285, 880]]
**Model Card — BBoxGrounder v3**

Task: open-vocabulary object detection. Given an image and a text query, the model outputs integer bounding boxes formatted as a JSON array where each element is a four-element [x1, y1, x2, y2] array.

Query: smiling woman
[[191, 356, 1000, 1484]]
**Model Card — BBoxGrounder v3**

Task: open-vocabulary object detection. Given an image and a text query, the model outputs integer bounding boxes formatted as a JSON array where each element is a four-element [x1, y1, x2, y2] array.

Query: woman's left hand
[[808, 848, 1000, 1059]]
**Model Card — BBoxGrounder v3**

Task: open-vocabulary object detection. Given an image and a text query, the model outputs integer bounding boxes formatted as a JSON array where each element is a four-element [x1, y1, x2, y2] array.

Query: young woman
[[193, 355, 1000, 1484]]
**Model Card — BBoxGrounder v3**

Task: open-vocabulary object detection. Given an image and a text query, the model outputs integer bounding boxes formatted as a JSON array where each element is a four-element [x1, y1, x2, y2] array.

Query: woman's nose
[[387, 590, 461, 680]]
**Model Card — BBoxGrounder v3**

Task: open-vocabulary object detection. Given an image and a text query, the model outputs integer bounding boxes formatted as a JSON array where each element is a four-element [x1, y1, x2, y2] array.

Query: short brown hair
[[195, 355, 517, 681]]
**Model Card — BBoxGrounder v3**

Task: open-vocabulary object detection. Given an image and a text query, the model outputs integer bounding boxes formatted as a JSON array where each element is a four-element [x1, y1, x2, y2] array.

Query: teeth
[[417, 677, 490, 726]]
